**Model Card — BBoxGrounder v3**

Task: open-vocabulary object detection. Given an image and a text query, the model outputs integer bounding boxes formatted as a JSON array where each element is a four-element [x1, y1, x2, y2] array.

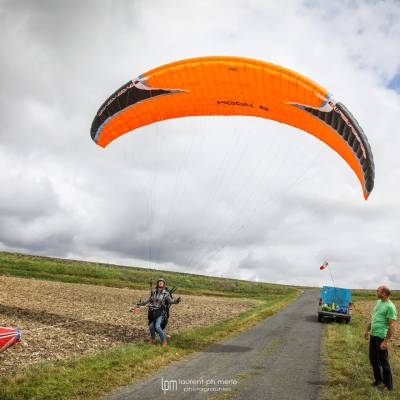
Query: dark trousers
[[369, 335, 393, 389]]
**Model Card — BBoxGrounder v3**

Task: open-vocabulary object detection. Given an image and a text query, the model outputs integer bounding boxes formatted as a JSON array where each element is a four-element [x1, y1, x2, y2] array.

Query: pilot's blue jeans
[[149, 315, 166, 342]]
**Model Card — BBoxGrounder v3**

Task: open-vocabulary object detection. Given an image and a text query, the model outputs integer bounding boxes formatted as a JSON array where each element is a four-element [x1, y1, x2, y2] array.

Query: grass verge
[[321, 300, 399, 400], [0, 291, 298, 400]]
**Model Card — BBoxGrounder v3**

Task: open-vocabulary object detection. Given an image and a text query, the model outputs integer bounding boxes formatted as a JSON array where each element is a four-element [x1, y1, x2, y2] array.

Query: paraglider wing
[[0, 327, 21, 353], [90, 56, 374, 199]]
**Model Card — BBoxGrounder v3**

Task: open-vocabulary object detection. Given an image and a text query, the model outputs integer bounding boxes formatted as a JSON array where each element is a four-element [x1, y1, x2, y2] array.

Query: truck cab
[[318, 286, 352, 323]]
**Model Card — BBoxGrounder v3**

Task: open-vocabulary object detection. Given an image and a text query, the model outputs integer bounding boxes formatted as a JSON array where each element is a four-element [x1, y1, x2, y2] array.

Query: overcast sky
[[1, 0, 399, 289]]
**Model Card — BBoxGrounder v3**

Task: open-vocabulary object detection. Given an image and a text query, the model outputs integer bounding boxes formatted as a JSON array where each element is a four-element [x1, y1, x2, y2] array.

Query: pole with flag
[[320, 260, 337, 306], [320, 261, 335, 288]]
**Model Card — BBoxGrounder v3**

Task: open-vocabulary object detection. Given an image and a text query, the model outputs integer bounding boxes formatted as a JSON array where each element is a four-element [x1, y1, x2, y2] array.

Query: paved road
[[104, 290, 323, 400]]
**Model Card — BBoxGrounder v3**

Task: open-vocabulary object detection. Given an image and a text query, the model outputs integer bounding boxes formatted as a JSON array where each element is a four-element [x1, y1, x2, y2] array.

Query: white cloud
[[1, 0, 399, 289]]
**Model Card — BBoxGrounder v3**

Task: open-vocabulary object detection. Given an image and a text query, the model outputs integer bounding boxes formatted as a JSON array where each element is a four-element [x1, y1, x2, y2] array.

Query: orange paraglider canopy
[[91, 56, 374, 199]]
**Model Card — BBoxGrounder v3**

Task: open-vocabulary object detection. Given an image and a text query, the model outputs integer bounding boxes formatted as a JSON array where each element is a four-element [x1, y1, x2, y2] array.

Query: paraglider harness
[[146, 282, 177, 330]]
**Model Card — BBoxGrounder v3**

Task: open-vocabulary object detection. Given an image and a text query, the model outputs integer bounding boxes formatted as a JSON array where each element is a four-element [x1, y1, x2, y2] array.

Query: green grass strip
[[0, 252, 294, 298], [321, 302, 399, 399]]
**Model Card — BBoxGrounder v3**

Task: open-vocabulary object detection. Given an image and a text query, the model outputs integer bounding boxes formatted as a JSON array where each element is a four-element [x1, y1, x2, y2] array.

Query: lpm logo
[[161, 377, 178, 394]]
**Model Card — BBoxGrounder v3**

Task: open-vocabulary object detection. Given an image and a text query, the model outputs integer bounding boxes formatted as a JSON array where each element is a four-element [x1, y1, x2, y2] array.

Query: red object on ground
[[0, 327, 21, 353]]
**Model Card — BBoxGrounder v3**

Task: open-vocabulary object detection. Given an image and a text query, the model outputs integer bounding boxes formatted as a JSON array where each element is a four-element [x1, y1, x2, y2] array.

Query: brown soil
[[0, 276, 258, 374]]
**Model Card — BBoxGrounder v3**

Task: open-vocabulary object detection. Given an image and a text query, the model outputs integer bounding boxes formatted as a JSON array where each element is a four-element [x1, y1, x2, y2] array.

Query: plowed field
[[0, 276, 257, 373]]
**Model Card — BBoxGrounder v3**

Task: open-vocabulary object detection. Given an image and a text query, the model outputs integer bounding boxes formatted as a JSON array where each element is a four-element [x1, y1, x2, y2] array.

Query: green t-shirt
[[371, 299, 397, 339]]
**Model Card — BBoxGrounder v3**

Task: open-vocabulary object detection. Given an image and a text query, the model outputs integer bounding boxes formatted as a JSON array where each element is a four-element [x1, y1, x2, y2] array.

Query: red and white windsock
[[320, 261, 329, 271]]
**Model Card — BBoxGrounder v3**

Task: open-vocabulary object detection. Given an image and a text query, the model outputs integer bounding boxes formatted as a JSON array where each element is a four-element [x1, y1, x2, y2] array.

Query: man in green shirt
[[364, 285, 397, 392]]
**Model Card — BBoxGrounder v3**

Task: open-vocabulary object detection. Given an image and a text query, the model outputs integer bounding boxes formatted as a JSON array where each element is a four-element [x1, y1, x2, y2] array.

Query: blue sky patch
[[388, 73, 400, 93]]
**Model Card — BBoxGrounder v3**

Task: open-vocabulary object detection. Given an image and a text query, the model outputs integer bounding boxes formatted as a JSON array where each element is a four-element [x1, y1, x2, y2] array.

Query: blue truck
[[318, 286, 352, 323]]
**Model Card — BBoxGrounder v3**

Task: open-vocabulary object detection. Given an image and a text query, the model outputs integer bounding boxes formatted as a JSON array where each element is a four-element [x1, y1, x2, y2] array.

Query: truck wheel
[[318, 314, 323, 323], [345, 318, 350, 324]]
